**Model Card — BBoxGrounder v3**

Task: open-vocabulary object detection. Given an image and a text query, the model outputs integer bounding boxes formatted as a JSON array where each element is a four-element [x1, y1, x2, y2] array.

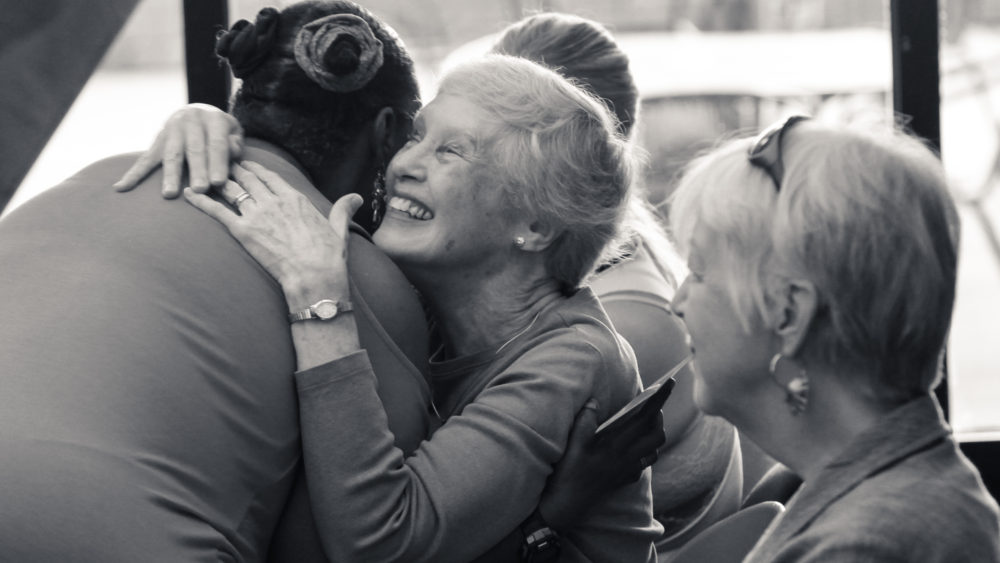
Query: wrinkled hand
[[183, 161, 360, 304], [113, 103, 244, 198], [538, 396, 667, 531]]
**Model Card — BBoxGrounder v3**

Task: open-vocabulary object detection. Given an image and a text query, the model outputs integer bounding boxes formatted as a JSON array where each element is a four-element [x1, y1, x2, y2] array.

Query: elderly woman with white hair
[[172, 54, 660, 562], [668, 115, 1000, 562]]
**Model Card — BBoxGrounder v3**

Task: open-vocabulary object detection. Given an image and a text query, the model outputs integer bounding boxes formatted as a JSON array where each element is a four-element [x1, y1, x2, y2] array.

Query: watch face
[[312, 300, 339, 320]]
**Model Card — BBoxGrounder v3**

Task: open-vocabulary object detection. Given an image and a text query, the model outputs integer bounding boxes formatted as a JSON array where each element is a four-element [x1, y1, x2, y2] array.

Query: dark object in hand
[[594, 355, 689, 439]]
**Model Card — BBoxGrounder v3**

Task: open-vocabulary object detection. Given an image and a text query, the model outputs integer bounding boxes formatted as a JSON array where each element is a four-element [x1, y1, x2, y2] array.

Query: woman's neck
[[741, 366, 890, 483], [416, 267, 564, 359]]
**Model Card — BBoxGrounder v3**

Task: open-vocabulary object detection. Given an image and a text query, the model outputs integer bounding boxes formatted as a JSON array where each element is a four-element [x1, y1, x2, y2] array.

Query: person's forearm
[[285, 282, 359, 372], [294, 354, 449, 562], [288, 314, 360, 371], [293, 351, 566, 563]]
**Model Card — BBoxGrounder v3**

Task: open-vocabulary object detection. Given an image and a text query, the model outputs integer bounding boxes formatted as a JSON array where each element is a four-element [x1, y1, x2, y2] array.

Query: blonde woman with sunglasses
[[669, 116, 1000, 562]]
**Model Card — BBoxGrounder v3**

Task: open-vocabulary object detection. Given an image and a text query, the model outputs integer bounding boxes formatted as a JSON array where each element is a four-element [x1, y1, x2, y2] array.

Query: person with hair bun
[[669, 116, 1000, 562], [0, 2, 434, 561], [492, 13, 742, 551], [121, 0, 420, 235]]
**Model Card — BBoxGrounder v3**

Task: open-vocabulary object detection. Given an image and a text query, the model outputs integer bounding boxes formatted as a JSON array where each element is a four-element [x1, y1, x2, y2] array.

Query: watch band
[[519, 509, 561, 563], [288, 299, 352, 323]]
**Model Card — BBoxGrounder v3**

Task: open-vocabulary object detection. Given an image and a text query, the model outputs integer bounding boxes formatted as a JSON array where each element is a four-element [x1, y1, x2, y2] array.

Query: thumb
[[328, 193, 364, 225]]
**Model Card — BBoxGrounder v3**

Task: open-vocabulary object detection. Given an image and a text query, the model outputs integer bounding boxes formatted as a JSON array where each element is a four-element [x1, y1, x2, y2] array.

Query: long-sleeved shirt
[[295, 288, 661, 562]]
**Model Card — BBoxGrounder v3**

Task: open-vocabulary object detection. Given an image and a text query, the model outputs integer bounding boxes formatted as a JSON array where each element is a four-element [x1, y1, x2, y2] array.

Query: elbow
[[316, 490, 448, 563]]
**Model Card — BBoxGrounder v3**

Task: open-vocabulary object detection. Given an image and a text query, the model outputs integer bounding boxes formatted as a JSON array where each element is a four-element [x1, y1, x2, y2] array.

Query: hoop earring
[[769, 353, 809, 415], [371, 168, 386, 226], [513, 236, 526, 248]]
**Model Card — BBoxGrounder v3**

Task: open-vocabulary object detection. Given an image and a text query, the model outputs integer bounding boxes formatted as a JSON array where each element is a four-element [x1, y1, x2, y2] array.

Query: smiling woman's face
[[373, 94, 519, 276]]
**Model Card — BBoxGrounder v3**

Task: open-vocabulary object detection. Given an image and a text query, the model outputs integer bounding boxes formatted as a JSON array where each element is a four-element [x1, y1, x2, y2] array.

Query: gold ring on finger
[[233, 191, 253, 209]]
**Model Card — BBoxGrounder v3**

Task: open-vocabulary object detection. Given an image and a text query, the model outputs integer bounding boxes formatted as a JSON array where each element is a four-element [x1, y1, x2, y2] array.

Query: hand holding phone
[[594, 355, 691, 438]]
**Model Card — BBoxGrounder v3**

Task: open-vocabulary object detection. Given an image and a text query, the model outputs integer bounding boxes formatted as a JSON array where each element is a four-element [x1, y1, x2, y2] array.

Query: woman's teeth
[[388, 196, 433, 220]]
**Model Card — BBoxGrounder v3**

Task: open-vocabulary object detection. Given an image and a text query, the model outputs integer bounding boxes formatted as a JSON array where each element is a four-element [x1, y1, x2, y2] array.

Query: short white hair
[[437, 54, 635, 291], [669, 119, 959, 403]]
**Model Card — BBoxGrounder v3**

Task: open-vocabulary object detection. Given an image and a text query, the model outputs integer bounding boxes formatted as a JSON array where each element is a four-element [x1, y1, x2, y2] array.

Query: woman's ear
[[516, 220, 560, 252], [371, 107, 397, 164], [774, 278, 820, 358]]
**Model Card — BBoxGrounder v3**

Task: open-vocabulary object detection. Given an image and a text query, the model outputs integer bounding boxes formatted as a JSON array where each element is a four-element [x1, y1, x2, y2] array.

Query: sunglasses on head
[[747, 115, 810, 191]]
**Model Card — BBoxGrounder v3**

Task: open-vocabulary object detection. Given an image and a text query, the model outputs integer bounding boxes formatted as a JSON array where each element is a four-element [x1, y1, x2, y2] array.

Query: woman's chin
[[372, 223, 405, 252]]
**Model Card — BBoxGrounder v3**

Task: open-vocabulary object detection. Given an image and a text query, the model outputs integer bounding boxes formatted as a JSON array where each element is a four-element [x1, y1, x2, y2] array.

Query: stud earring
[[371, 168, 386, 226], [513, 236, 526, 248], [769, 353, 809, 415]]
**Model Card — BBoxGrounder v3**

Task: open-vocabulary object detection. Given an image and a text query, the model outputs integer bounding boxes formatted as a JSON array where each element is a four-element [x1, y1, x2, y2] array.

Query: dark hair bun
[[215, 7, 280, 78], [294, 13, 384, 93], [325, 36, 362, 76]]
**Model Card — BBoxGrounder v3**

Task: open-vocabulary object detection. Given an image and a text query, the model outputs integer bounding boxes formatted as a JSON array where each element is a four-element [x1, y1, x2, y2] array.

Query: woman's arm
[[185, 165, 657, 562], [293, 327, 658, 563], [113, 103, 243, 198]]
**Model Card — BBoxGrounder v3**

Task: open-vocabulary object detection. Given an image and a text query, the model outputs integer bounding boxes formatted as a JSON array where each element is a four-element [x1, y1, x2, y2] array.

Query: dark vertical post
[[891, 0, 948, 419], [891, 0, 941, 150], [183, 0, 229, 110]]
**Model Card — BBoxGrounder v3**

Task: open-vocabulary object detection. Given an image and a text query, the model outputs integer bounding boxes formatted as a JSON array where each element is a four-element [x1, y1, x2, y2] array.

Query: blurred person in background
[[669, 115, 1000, 562], [492, 12, 742, 552]]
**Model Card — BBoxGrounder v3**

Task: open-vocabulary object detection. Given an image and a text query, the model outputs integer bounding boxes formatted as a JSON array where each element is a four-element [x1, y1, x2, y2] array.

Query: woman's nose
[[387, 142, 426, 184]]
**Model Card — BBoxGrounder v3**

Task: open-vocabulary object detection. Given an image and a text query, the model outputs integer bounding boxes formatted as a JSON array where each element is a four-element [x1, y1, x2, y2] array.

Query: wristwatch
[[520, 509, 561, 563], [288, 299, 352, 323]]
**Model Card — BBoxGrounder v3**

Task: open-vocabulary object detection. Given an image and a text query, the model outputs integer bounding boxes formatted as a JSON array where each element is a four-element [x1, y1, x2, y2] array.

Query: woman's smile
[[387, 195, 433, 220]]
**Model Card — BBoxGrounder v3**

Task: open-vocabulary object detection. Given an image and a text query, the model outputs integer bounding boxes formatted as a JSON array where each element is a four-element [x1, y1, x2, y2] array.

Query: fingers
[[206, 114, 242, 186], [229, 162, 276, 202], [621, 404, 668, 447], [113, 130, 167, 193], [624, 428, 663, 485], [631, 412, 666, 455], [114, 104, 241, 198], [183, 188, 239, 230], [617, 412, 665, 485], [239, 161, 298, 198], [160, 123, 187, 199], [214, 180, 257, 214], [182, 117, 211, 193]]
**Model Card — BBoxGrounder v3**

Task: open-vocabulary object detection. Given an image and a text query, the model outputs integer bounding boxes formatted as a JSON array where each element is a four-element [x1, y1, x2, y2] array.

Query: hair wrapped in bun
[[294, 14, 384, 92], [214, 1, 420, 200], [215, 7, 280, 78]]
